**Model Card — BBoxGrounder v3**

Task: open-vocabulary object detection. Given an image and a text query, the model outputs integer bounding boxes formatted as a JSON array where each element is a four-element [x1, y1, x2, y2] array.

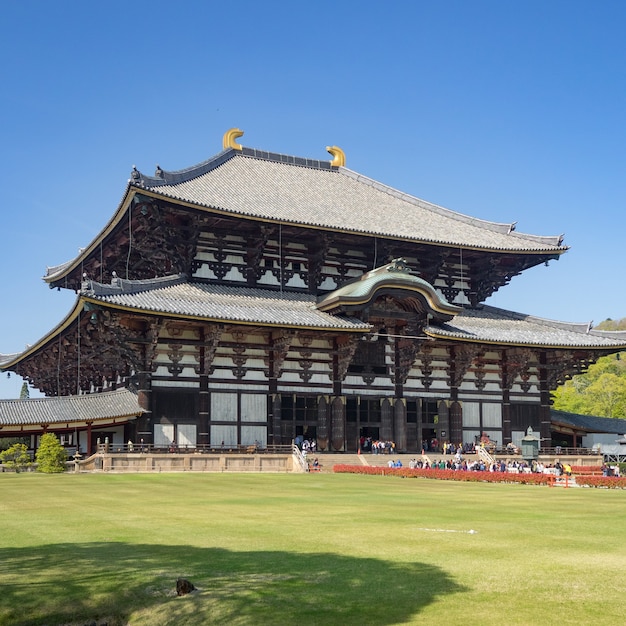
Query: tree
[[0, 437, 30, 452], [20, 382, 29, 399], [0, 443, 32, 473], [596, 317, 626, 331], [35, 433, 67, 473], [552, 352, 626, 418]]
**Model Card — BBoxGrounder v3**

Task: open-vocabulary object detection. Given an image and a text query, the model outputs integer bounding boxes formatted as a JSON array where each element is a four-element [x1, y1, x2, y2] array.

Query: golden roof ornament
[[223, 128, 244, 151], [326, 145, 346, 167]]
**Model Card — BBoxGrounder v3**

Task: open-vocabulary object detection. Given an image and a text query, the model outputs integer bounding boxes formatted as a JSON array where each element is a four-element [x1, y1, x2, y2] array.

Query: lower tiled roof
[[0, 388, 142, 426], [551, 410, 626, 435], [427, 305, 626, 349], [85, 279, 372, 331]]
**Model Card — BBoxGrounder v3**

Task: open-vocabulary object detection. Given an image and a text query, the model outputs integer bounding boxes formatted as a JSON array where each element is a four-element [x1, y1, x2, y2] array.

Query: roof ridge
[[131, 145, 336, 188], [82, 273, 187, 297], [131, 149, 238, 187], [478, 304, 596, 334]]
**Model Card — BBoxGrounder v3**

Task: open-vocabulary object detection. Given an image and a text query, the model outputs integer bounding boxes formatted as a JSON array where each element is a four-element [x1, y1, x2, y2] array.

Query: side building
[[2, 130, 626, 454]]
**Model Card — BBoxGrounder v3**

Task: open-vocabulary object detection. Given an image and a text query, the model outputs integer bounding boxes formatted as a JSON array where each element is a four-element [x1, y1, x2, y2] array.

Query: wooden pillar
[[198, 332, 210, 446], [501, 350, 512, 445], [449, 401, 462, 445], [268, 335, 279, 445], [86, 422, 93, 455], [393, 330, 406, 451], [317, 395, 329, 452], [394, 399, 407, 452], [331, 396, 345, 451], [137, 369, 153, 445], [381, 398, 394, 441], [271, 394, 282, 445], [538, 351, 552, 447]]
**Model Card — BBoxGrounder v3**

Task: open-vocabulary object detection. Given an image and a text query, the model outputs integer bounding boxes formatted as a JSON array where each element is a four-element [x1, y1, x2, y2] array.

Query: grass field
[[0, 472, 625, 626]]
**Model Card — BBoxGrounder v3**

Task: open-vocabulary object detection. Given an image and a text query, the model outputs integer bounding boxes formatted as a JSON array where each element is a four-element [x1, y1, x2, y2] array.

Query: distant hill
[[596, 317, 626, 331]]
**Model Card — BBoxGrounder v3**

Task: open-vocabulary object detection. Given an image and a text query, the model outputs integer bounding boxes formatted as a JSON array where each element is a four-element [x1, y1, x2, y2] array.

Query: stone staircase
[[307, 452, 364, 471]]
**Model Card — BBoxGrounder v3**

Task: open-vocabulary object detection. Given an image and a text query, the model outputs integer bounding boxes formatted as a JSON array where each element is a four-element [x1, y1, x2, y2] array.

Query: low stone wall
[[79, 452, 294, 473]]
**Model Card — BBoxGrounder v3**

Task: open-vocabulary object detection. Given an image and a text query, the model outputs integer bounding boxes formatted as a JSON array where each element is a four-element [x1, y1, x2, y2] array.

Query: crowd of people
[[389, 455, 578, 475], [360, 437, 396, 454]]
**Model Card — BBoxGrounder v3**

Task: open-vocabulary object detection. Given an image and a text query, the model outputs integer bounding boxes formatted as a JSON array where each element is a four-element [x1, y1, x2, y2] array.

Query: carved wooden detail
[[297, 334, 314, 383], [501, 348, 535, 391], [448, 344, 483, 388], [336, 336, 359, 381], [263, 331, 294, 378], [166, 344, 184, 378], [546, 350, 596, 390], [231, 343, 248, 379], [307, 233, 332, 292], [246, 225, 275, 284], [473, 355, 487, 390], [419, 344, 434, 389]]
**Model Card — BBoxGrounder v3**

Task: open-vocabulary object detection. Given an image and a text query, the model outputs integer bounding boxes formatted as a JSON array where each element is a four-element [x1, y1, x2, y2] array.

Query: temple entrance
[[358, 426, 379, 453], [421, 427, 438, 452]]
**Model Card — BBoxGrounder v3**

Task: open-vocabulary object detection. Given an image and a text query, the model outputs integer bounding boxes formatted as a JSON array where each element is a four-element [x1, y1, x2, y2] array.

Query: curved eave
[[0, 415, 140, 432], [317, 280, 461, 317], [0, 299, 86, 370], [44, 184, 138, 284], [131, 186, 569, 256], [423, 327, 626, 351]]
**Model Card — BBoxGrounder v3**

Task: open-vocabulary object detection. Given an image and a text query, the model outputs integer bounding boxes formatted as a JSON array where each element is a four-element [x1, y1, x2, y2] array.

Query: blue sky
[[1, 0, 625, 398]]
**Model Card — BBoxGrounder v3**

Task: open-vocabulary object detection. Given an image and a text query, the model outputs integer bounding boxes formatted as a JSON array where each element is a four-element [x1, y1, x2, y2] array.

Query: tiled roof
[[83, 276, 371, 331], [0, 388, 142, 426], [551, 410, 626, 435], [0, 353, 21, 368], [132, 147, 565, 253], [427, 305, 626, 349]]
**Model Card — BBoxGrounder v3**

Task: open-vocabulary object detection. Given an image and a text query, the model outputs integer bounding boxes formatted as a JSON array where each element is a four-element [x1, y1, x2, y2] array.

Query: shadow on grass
[[0, 542, 465, 626]]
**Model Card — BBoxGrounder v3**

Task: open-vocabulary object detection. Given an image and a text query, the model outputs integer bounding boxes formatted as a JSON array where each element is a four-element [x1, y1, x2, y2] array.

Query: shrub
[[332, 465, 553, 486], [575, 475, 626, 489], [0, 443, 32, 473], [35, 433, 67, 473]]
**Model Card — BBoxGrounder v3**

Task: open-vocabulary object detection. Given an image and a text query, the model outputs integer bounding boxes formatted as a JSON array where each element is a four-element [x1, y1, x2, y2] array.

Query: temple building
[[2, 129, 626, 454]]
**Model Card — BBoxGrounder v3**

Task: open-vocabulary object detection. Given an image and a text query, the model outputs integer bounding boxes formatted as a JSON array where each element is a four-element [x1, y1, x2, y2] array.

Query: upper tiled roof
[[0, 388, 142, 426], [82, 275, 371, 331], [427, 305, 626, 349], [131, 146, 565, 253]]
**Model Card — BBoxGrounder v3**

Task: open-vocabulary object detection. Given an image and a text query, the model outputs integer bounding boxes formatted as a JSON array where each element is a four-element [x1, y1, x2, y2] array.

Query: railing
[[96, 443, 293, 455], [540, 446, 600, 456], [291, 443, 309, 472], [476, 445, 495, 466]]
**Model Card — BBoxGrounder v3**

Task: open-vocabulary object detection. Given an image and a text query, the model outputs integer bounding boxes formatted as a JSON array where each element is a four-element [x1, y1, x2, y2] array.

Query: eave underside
[[6, 296, 624, 398], [46, 195, 562, 306]]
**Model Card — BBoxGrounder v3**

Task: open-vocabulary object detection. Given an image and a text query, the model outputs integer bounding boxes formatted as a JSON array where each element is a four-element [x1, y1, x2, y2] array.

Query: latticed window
[[348, 336, 387, 375], [346, 397, 382, 423]]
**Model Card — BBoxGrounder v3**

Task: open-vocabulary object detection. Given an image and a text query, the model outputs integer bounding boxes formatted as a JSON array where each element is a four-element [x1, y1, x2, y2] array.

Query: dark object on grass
[[176, 578, 196, 596]]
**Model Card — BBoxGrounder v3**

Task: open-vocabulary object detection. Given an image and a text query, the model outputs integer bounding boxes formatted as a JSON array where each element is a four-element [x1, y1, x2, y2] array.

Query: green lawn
[[0, 472, 624, 625]]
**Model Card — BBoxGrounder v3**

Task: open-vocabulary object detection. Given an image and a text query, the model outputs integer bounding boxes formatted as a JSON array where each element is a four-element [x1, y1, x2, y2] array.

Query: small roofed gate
[[394, 399, 407, 452], [331, 396, 345, 451], [449, 401, 462, 444]]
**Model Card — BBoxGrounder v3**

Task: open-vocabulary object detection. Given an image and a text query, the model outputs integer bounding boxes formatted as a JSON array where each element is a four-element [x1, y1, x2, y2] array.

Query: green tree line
[[552, 317, 626, 418]]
